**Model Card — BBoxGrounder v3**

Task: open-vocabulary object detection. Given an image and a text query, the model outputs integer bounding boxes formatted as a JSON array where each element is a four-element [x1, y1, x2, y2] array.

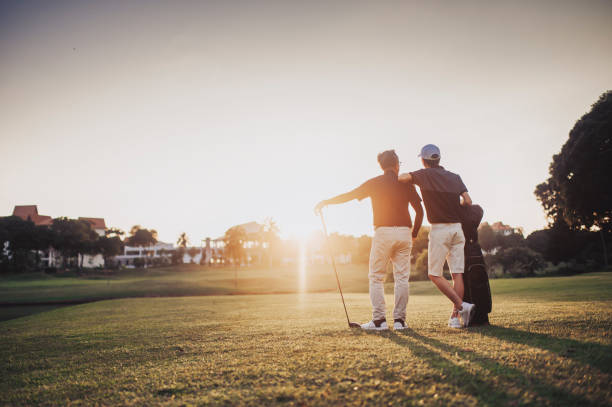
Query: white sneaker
[[360, 319, 388, 331], [458, 302, 476, 327], [448, 317, 462, 329], [393, 319, 408, 330]]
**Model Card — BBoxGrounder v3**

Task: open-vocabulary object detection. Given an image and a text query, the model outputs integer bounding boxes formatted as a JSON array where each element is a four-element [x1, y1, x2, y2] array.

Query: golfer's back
[[409, 166, 467, 224], [353, 170, 421, 227]]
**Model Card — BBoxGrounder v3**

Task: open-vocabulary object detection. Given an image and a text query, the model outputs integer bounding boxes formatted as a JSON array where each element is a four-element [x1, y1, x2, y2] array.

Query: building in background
[[11, 205, 52, 226], [5, 205, 108, 268], [203, 221, 265, 266], [114, 242, 175, 268]]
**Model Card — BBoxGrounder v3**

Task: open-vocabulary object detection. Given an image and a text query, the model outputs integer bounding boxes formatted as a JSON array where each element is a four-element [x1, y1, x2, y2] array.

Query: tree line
[[2, 91, 608, 276], [0, 217, 160, 273]]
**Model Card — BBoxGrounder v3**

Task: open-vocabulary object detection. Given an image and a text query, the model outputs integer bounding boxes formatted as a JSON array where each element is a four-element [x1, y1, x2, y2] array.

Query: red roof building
[[78, 217, 107, 231], [11, 205, 53, 226]]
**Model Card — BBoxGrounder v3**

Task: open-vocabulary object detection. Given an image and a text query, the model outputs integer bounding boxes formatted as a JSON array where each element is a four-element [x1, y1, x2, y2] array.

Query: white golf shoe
[[393, 319, 408, 330], [360, 319, 388, 331], [459, 302, 476, 327], [448, 317, 462, 329]]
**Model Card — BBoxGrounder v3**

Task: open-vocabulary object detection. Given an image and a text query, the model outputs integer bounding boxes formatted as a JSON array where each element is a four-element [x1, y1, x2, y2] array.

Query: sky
[[1, 0, 611, 244]]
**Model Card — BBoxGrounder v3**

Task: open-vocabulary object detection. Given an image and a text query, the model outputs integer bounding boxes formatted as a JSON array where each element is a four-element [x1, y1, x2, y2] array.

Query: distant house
[[5, 205, 108, 268], [79, 217, 106, 236], [7, 205, 56, 266], [203, 221, 265, 266], [114, 241, 175, 267], [11, 205, 53, 226]]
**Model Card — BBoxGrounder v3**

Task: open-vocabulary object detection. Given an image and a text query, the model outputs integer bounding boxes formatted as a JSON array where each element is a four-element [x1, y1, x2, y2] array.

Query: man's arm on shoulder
[[398, 172, 413, 183], [400, 168, 425, 184]]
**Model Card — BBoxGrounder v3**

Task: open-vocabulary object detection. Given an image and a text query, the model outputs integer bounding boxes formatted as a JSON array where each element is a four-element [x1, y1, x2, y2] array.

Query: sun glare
[[298, 240, 307, 293]]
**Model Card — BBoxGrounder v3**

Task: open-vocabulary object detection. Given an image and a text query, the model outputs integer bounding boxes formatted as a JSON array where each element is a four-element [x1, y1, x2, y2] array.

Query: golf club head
[[348, 322, 361, 329]]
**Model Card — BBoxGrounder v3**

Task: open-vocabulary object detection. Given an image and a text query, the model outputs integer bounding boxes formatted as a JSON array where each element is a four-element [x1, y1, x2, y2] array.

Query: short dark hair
[[377, 150, 399, 170], [423, 158, 440, 168]]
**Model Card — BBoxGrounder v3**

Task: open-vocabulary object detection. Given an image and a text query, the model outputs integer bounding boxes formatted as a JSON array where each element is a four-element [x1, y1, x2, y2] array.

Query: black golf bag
[[460, 205, 491, 326]]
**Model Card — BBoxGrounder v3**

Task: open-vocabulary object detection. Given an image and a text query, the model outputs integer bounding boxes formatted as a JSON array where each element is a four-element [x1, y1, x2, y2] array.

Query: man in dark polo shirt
[[399, 144, 475, 328], [315, 150, 423, 331]]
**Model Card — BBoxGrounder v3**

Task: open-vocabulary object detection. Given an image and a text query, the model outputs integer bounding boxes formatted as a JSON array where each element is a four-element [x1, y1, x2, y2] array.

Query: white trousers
[[368, 226, 413, 321]]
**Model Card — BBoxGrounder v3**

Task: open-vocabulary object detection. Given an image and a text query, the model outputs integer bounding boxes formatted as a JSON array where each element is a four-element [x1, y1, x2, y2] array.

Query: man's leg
[[429, 275, 463, 308], [390, 229, 412, 324], [368, 229, 391, 322], [451, 274, 464, 300], [449, 274, 464, 318], [448, 227, 467, 317], [428, 225, 464, 309]]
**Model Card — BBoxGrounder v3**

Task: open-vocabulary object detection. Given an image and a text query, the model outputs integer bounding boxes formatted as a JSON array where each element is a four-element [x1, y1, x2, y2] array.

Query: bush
[[412, 250, 429, 281], [490, 247, 545, 277], [536, 261, 590, 277]]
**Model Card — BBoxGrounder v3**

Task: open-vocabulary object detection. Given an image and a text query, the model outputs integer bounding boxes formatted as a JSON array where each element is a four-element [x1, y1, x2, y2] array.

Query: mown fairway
[[0, 264, 370, 308], [1, 273, 611, 406]]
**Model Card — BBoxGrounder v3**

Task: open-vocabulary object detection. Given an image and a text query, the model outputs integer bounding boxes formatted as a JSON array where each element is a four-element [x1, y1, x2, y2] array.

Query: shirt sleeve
[[347, 180, 372, 201], [457, 175, 468, 194], [409, 169, 426, 186]]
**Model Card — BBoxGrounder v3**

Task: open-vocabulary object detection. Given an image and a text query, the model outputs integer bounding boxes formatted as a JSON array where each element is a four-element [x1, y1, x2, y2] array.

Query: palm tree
[[176, 232, 189, 265], [176, 232, 189, 248]]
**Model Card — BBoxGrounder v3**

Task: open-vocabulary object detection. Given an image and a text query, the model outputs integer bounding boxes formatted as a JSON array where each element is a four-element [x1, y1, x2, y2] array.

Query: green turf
[[0, 264, 370, 305], [1, 273, 611, 406], [2, 265, 609, 306]]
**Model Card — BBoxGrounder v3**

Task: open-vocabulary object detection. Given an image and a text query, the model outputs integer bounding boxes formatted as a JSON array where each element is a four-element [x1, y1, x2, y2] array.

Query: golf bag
[[460, 204, 492, 326]]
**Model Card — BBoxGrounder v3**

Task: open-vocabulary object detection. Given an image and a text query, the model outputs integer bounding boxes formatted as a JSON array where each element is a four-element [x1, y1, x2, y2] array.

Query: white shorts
[[428, 223, 465, 277]]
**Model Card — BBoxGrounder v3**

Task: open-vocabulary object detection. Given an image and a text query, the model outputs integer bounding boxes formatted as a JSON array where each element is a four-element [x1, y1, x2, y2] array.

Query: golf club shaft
[[319, 211, 352, 327]]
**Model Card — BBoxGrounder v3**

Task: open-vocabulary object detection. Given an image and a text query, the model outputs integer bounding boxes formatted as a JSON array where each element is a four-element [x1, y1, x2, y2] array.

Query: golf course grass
[[0, 264, 370, 308], [1, 272, 611, 406]]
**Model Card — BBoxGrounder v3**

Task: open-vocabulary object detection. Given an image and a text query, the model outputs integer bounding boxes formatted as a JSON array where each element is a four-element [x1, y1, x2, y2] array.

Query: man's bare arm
[[411, 200, 424, 239], [461, 191, 472, 206], [314, 191, 358, 215]]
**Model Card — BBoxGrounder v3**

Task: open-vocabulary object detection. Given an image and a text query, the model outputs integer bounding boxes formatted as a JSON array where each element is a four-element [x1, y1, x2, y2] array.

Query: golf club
[[319, 210, 361, 329]]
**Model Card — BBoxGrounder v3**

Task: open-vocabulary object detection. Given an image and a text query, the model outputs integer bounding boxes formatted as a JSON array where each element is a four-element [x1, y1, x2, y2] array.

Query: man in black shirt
[[399, 144, 475, 328], [315, 150, 423, 330]]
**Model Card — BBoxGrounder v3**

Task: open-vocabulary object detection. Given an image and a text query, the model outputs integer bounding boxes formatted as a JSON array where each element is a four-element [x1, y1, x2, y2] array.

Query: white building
[[114, 241, 175, 267]]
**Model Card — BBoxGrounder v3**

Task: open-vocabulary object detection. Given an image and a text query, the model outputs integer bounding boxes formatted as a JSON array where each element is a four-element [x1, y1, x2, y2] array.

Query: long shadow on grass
[[383, 329, 598, 407], [475, 325, 612, 374], [365, 330, 511, 406]]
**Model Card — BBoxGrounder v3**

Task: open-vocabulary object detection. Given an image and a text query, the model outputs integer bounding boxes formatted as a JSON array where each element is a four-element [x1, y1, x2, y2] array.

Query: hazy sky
[[1, 0, 611, 243]]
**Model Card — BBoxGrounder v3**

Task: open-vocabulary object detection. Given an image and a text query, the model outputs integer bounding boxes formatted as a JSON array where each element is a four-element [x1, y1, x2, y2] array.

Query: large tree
[[98, 228, 124, 268], [223, 226, 246, 266], [0, 216, 50, 273], [535, 90, 612, 265], [51, 218, 99, 270], [223, 226, 246, 289], [125, 225, 158, 267], [126, 225, 158, 247]]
